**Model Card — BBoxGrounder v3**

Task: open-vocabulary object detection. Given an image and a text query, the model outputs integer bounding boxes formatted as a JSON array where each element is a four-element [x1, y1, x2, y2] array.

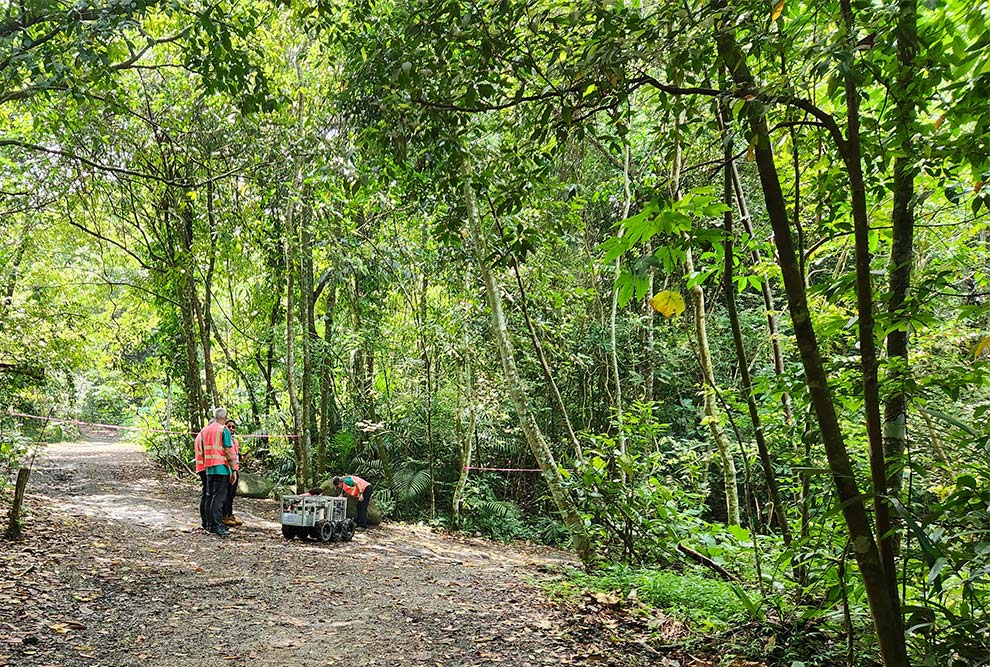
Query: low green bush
[[550, 563, 752, 631]]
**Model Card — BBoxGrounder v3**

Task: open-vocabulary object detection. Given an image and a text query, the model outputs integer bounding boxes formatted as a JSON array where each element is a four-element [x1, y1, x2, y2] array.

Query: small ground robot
[[279, 494, 355, 543]]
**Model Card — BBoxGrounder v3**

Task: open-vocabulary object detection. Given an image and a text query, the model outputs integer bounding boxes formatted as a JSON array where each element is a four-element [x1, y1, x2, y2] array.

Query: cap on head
[[213, 407, 227, 420], [331, 476, 342, 487]]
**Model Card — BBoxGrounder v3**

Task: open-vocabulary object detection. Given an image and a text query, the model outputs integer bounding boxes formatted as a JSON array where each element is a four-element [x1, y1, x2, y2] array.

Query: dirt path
[[1, 440, 686, 667]]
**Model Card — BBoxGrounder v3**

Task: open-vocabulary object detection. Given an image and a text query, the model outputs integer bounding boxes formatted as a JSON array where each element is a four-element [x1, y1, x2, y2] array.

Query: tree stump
[[4, 468, 31, 540]]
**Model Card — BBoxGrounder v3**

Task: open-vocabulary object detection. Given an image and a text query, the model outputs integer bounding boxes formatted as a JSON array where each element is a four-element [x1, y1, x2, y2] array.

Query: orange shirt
[[340, 475, 369, 497]]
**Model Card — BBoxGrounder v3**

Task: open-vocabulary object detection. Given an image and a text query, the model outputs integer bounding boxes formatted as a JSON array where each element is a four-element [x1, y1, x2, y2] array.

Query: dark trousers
[[204, 473, 229, 532], [199, 471, 208, 529], [357, 485, 372, 527], [222, 473, 237, 518]]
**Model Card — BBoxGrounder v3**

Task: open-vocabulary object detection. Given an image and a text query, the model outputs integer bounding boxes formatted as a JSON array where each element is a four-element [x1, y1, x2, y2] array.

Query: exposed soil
[[1, 438, 720, 667]]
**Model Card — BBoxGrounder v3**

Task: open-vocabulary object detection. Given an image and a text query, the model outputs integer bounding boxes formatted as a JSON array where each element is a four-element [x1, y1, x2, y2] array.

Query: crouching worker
[[332, 475, 372, 529]]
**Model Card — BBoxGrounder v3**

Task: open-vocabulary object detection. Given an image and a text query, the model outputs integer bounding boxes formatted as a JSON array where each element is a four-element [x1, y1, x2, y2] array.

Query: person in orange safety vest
[[221, 419, 242, 528], [194, 407, 238, 537], [332, 475, 373, 528]]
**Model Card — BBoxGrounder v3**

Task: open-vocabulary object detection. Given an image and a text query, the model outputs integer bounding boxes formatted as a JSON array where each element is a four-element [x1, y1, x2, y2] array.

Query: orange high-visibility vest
[[340, 475, 369, 497], [197, 421, 227, 469], [230, 437, 240, 471], [194, 430, 206, 473]]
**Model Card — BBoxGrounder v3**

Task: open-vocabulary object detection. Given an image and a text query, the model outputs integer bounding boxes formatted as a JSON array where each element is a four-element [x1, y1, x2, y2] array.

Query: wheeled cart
[[280, 495, 355, 542]]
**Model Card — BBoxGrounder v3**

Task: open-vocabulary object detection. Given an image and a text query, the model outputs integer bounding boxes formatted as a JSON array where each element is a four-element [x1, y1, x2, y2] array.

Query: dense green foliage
[[3, 1, 990, 665]]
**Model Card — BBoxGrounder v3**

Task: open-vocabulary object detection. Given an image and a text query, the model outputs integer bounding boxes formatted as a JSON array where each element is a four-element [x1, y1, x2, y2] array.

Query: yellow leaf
[[972, 336, 990, 359], [591, 591, 621, 606], [771, 0, 785, 21], [934, 114, 945, 130], [649, 291, 686, 318], [747, 143, 756, 162]]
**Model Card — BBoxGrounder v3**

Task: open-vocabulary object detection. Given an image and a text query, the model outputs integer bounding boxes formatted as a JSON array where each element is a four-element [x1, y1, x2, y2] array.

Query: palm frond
[[392, 463, 432, 502]]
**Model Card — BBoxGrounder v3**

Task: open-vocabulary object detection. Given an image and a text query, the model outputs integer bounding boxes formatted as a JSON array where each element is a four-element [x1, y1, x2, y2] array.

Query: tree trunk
[[285, 198, 307, 493], [730, 161, 793, 421], [418, 230, 436, 520], [453, 281, 476, 525], [462, 162, 596, 566], [839, 0, 904, 644], [4, 468, 30, 540], [714, 9, 907, 664], [686, 244, 740, 527], [720, 109, 792, 543], [199, 180, 220, 408], [488, 198, 583, 460], [300, 198, 316, 489], [884, 0, 919, 555], [0, 227, 29, 325], [178, 285, 206, 433], [261, 300, 282, 417], [174, 199, 207, 429], [609, 140, 632, 465], [672, 123, 740, 527], [319, 281, 339, 481]]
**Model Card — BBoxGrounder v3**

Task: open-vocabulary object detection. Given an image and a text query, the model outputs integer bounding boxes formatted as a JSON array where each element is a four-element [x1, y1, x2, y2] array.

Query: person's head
[[213, 407, 227, 421], [331, 476, 342, 488], [225, 419, 237, 432]]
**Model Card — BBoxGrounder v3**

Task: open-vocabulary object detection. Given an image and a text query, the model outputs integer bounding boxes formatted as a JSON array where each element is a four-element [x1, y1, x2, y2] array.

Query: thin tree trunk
[[462, 162, 595, 566], [319, 281, 339, 481], [609, 139, 631, 464], [884, 0, 919, 555], [300, 198, 315, 488], [672, 123, 740, 527], [260, 300, 281, 417], [720, 108, 792, 543], [839, 0, 903, 643], [198, 180, 220, 408], [488, 199, 583, 460], [644, 267, 655, 403], [453, 277, 476, 524], [285, 197, 306, 493], [178, 282, 206, 432], [4, 468, 30, 540], [686, 244, 740, 527], [418, 230, 436, 520], [174, 200, 207, 428], [352, 270, 377, 435], [730, 162, 792, 420], [0, 227, 28, 324], [715, 9, 907, 664]]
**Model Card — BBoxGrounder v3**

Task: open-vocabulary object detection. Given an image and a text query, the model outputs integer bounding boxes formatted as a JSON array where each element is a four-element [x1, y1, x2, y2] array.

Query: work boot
[[230, 515, 244, 526], [222, 516, 237, 527]]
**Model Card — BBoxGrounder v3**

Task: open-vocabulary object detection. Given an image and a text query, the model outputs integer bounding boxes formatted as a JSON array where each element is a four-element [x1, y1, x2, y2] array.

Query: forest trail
[[1, 438, 705, 667]]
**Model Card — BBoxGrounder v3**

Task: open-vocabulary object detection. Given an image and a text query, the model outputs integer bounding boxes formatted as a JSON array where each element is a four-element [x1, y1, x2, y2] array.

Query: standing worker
[[193, 421, 210, 531], [332, 475, 373, 529], [194, 407, 237, 537], [222, 419, 242, 527]]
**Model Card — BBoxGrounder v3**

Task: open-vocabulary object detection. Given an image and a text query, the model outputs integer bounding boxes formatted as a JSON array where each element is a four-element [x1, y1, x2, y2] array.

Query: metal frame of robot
[[279, 494, 356, 543]]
